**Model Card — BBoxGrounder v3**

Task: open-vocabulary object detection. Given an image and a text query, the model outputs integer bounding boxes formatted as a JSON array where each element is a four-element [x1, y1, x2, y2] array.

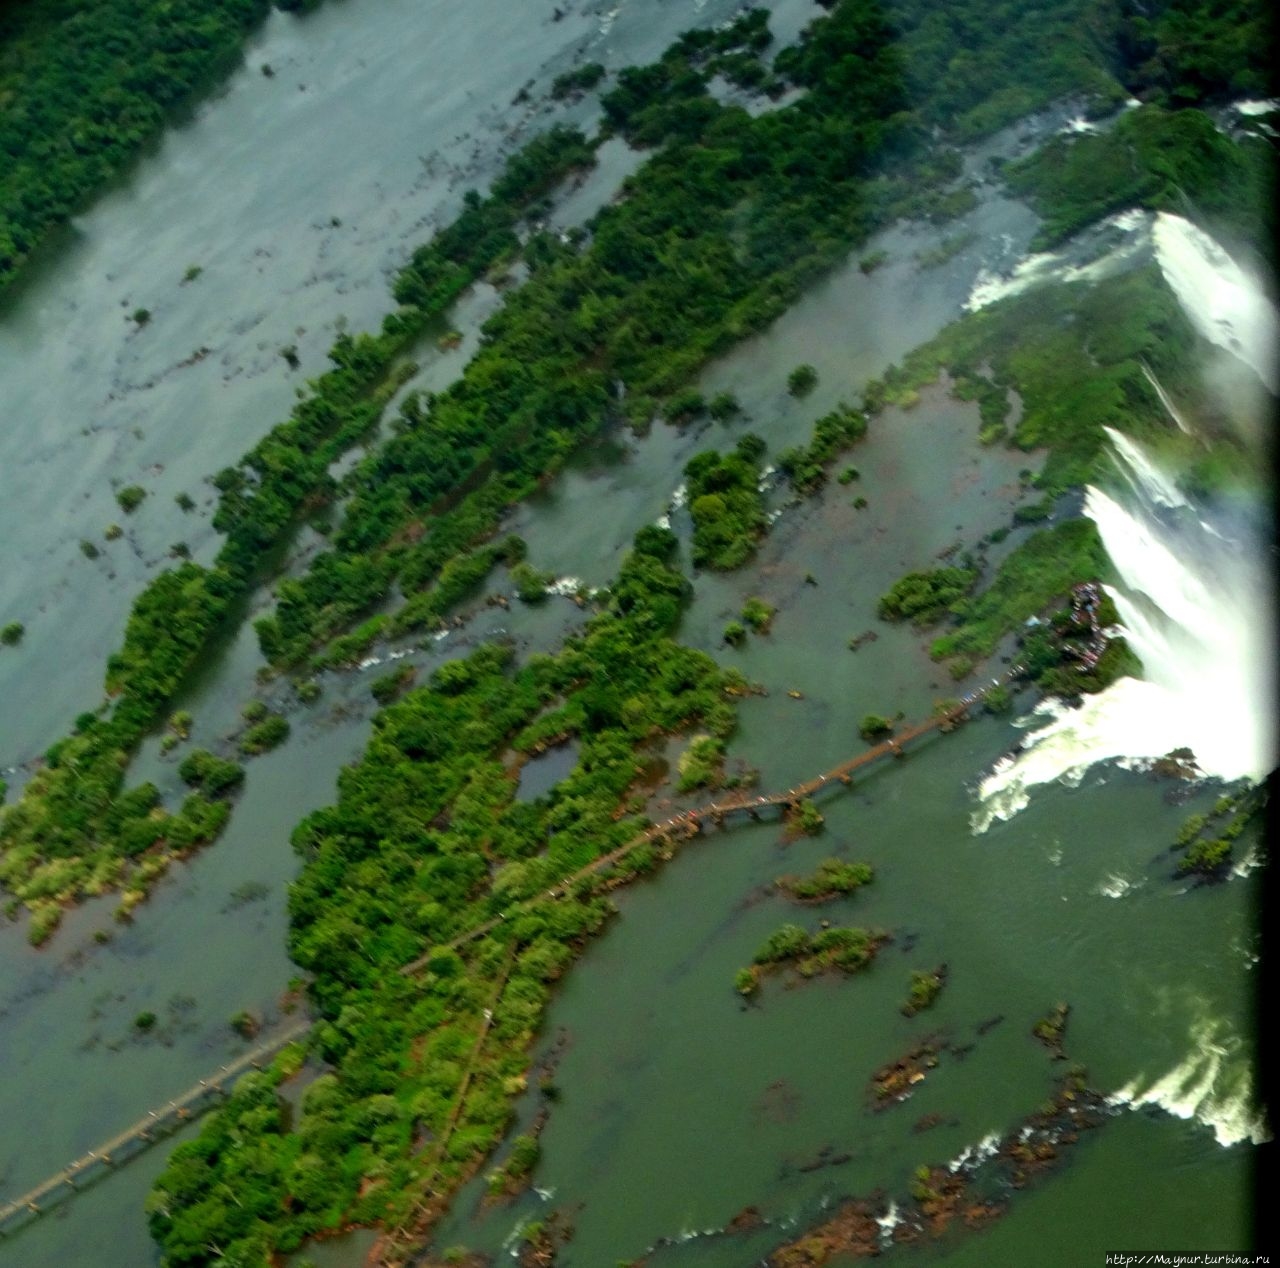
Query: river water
[[0, 3, 1267, 1266]]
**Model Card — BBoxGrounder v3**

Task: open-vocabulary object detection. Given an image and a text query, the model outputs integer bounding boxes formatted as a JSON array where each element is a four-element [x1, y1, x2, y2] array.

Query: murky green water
[[0, 3, 1265, 1266], [425, 269, 1262, 1262]]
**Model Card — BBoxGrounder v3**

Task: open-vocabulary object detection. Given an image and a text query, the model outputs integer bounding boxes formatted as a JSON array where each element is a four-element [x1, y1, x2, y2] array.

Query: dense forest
[[0, 0, 326, 292], [4, 0, 1270, 930], [0, 124, 598, 937], [0, 0, 1271, 1256], [148, 527, 746, 1263]]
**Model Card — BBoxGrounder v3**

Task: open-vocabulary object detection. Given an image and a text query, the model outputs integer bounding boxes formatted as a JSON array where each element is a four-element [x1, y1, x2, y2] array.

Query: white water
[[965, 209, 1151, 312], [974, 207, 1277, 832], [1108, 1014, 1271, 1148], [1151, 212, 1279, 393], [973, 432, 1274, 832]]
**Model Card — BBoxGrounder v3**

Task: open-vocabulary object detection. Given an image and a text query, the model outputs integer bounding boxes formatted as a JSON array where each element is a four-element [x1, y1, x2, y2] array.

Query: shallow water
[[0, 5, 1266, 1266]]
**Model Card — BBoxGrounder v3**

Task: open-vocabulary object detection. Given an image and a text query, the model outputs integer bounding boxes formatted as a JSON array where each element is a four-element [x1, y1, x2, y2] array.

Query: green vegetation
[[777, 402, 868, 493], [149, 532, 745, 1262], [116, 485, 147, 514], [777, 857, 874, 902], [0, 0, 304, 292], [177, 750, 245, 797], [903, 966, 946, 1016], [874, 256, 1228, 680], [859, 714, 893, 741], [747, 921, 886, 983], [1032, 1002, 1070, 1055], [2, 0, 1266, 1248], [1015, 588, 1143, 697], [371, 666, 415, 706], [510, 562, 553, 604], [886, 266, 1202, 496], [239, 713, 290, 756], [930, 521, 1108, 665], [983, 683, 1012, 714], [1171, 783, 1266, 878], [707, 391, 741, 421], [685, 436, 767, 570], [915, 230, 976, 268], [790, 798, 825, 836], [741, 597, 775, 633], [134, 1010, 158, 1032], [676, 735, 727, 793], [722, 620, 747, 647], [1, 622, 24, 646], [1006, 105, 1273, 253], [878, 566, 977, 625], [0, 126, 598, 931], [884, 0, 1271, 140], [486, 1133, 541, 1197], [253, 1, 912, 668], [550, 62, 606, 99], [787, 363, 819, 397], [858, 249, 888, 273]]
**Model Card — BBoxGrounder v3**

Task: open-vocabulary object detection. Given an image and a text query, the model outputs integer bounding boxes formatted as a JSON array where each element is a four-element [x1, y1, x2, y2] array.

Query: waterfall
[[972, 209, 1276, 832], [973, 430, 1274, 833], [1150, 212, 1278, 393]]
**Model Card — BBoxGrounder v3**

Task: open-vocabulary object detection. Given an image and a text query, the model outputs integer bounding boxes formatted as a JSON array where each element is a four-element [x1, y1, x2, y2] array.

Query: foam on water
[[973, 428, 1274, 834], [1151, 212, 1279, 393], [947, 1131, 1001, 1174], [965, 209, 1151, 312], [1108, 1016, 1271, 1148]]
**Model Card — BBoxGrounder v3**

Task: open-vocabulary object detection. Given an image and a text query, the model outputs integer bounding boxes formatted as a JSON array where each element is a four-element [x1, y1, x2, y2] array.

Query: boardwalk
[[0, 1019, 310, 1237], [402, 667, 1022, 970], [1, 665, 1020, 1240]]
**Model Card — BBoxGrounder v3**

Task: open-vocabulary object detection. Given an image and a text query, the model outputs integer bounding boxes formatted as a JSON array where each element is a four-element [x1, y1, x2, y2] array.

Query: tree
[[787, 363, 818, 396]]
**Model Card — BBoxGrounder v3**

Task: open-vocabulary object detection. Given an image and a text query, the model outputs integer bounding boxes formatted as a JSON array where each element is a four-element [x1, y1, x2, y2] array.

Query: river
[[0, 2, 1268, 1266]]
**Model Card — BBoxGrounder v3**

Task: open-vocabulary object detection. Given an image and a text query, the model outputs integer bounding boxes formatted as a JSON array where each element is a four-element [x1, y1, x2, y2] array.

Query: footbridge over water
[[0, 1019, 310, 1238], [403, 666, 1024, 965], [0, 667, 1023, 1239]]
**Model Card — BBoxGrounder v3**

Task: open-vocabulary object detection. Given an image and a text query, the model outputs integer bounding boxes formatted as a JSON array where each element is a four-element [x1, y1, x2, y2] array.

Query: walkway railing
[[0, 1019, 311, 1237]]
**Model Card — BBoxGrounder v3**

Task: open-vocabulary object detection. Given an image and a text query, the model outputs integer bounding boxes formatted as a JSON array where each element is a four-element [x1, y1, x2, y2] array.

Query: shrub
[[116, 485, 146, 514], [741, 596, 775, 632], [787, 363, 818, 397], [2, 622, 25, 646], [878, 567, 978, 625], [550, 62, 606, 99], [511, 562, 553, 603], [792, 798, 824, 835], [239, 714, 290, 756], [754, 924, 812, 964], [708, 391, 741, 421], [178, 750, 245, 797]]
